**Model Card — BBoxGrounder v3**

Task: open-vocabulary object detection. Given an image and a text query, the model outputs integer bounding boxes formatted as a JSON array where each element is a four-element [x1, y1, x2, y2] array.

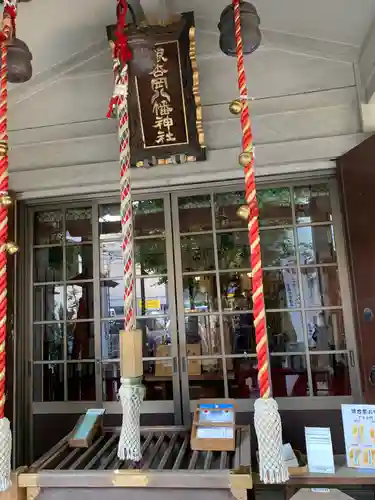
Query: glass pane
[[310, 353, 351, 396], [267, 311, 305, 353], [133, 199, 165, 237], [301, 267, 341, 307], [261, 228, 296, 267], [67, 363, 96, 401], [135, 238, 167, 276], [178, 195, 212, 232], [270, 355, 310, 397], [258, 187, 293, 227], [66, 245, 93, 280], [33, 285, 64, 322], [102, 362, 121, 401], [297, 225, 336, 265], [183, 275, 218, 313], [217, 232, 250, 269], [34, 248, 63, 282], [188, 359, 225, 399], [263, 269, 301, 309], [101, 279, 124, 317], [185, 315, 222, 356], [294, 184, 332, 224], [181, 234, 215, 272], [307, 310, 346, 350], [67, 322, 95, 360], [99, 204, 121, 240], [100, 241, 122, 278], [223, 314, 255, 354], [220, 272, 252, 311], [227, 358, 258, 399], [66, 283, 94, 320], [33, 324, 64, 361], [33, 363, 64, 402], [139, 317, 171, 357], [136, 278, 169, 316], [101, 320, 121, 359], [34, 210, 63, 245], [215, 191, 246, 230], [66, 208, 92, 243], [144, 361, 173, 401]]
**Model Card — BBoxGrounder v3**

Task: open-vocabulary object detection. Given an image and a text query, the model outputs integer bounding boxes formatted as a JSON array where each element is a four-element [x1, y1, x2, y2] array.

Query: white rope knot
[[117, 378, 145, 462], [114, 83, 128, 97], [0, 417, 12, 492], [254, 398, 289, 484]]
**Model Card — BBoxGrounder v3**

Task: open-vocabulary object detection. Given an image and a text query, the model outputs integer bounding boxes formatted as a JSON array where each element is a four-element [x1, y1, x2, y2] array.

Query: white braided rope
[[254, 398, 289, 484], [0, 417, 11, 492], [118, 379, 145, 461]]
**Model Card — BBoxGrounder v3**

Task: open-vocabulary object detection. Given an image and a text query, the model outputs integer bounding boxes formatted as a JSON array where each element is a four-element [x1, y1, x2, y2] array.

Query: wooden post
[[119, 329, 143, 379]]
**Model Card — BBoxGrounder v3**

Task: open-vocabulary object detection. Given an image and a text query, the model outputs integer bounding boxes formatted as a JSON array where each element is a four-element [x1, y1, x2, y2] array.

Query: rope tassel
[[232, 0, 288, 483]]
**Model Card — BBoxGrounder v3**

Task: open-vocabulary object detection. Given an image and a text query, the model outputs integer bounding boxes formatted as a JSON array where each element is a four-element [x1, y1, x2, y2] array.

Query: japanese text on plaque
[[150, 47, 177, 146]]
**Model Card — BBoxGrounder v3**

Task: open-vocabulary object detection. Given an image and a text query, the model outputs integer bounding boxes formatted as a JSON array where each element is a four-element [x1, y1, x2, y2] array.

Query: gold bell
[[229, 99, 243, 115], [0, 141, 8, 157], [6, 241, 19, 255], [0, 194, 12, 207], [237, 205, 249, 220], [239, 151, 252, 166]]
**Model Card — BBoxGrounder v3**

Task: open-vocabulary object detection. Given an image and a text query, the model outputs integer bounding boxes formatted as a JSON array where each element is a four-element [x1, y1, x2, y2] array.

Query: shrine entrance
[[23, 177, 359, 458]]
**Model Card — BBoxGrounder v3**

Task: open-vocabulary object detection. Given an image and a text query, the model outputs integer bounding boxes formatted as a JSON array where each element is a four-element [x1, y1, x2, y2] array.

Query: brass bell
[[0, 194, 12, 207], [237, 205, 249, 220], [6, 241, 19, 255], [229, 99, 243, 115], [239, 151, 252, 166], [6, 38, 33, 84], [0, 141, 8, 157]]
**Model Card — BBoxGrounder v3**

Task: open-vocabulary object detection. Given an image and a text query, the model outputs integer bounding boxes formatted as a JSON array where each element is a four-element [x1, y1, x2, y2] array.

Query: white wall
[[7, 26, 364, 199]]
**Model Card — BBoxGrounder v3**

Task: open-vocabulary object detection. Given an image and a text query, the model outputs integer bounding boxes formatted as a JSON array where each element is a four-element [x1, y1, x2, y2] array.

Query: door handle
[[172, 356, 178, 373], [181, 357, 187, 373]]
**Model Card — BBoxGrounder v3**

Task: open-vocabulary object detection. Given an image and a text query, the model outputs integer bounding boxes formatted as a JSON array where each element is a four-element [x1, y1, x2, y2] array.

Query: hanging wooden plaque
[[107, 12, 206, 167]]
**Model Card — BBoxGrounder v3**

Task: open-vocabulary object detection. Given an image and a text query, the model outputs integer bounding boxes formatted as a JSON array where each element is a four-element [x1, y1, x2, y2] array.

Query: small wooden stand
[[69, 409, 105, 449], [191, 399, 236, 451]]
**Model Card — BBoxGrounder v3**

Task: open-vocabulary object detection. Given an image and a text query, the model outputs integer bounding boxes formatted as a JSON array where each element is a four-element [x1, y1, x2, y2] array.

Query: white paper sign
[[305, 427, 335, 474], [342, 404, 375, 468]]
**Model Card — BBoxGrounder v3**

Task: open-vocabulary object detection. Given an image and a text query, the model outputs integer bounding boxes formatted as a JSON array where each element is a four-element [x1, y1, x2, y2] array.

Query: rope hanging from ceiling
[[232, 0, 288, 484], [0, 0, 18, 492], [108, 0, 144, 463]]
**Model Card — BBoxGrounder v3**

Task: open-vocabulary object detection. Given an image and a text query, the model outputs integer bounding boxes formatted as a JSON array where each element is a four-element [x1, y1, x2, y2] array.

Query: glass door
[[171, 182, 359, 423]]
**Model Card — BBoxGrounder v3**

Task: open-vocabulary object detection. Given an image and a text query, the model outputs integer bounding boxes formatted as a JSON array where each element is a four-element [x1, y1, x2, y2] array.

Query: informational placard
[[342, 404, 375, 468], [305, 427, 335, 474], [198, 403, 235, 425]]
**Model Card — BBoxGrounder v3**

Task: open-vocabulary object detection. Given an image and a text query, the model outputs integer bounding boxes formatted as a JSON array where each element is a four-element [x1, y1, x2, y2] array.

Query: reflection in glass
[[263, 269, 301, 309], [294, 184, 332, 224], [133, 199, 165, 237], [215, 191, 246, 230], [228, 358, 258, 399], [144, 361, 173, 401], [67, 322, 95, 360], [135, 238, 167, 276], [34, 210, 63, 245], [34, 248, 63, 282], [307, 310, 346, 351], [33, 324, 64, 361], [188, 359, 225, 399], [261, 228, 296, 267], [101, 320, 121, 360], [33, 363, 64, 402], [297, 225, 336, 265], [184, 315, 222, 356], [310, 354, 351, 396], [267, 312, 304, 353], [181, 234, 215, 272], [102, 362, 121, 401], [33, 285, 64, 322], [101, 280, 124, 317], [258, 187, 293, 227], [136, 278, 169, 316], [217, 232, 249, 269], [66, 245, 93, 280], [178, 195, 212, 233], [67, 363, 96, 401], [99, 204, 121, 239], [66, 208, 92, 243], [220, 272, 252, 311], [223, 314, 255, 354], [100, 241, 123, 278], [138, 317, 171, 358], [301, 267, 341, 308], [183, 275, 217, 313], [66, 283, 94, 320]]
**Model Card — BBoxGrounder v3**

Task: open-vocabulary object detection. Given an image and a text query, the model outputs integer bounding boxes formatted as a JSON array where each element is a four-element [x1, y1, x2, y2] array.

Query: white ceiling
[[13, 0, 375, 79]]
